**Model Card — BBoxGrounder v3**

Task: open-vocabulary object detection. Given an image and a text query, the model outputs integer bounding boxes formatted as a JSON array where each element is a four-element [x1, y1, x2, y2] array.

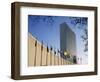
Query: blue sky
[[28, 15, 88, 64]]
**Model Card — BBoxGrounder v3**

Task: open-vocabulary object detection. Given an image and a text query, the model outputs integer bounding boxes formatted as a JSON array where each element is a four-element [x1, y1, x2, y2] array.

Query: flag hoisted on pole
[[41, 41, 43, 66], [46, 44, 49, 65], [34, 39, 37, 66]]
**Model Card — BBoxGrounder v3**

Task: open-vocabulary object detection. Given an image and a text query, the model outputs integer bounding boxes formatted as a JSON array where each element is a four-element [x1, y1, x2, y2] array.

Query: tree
[[29, 15, 56, 26], [69, 17, 88, 53]]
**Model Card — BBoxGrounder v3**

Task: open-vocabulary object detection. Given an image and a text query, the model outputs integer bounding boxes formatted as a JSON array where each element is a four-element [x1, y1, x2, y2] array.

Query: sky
[[28, 15, 88, 64]]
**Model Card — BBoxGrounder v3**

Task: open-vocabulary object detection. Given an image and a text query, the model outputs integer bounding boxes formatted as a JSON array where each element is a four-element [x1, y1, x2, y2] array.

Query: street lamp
[[64, 51, 68, 56]]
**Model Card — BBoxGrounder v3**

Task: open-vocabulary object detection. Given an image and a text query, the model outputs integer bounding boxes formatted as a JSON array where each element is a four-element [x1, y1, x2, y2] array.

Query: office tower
[[60, 22, 77, 63]]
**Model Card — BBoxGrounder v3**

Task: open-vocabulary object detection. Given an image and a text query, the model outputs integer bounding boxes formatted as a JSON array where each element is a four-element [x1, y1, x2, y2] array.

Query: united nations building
[[60, 22, 77, 64]]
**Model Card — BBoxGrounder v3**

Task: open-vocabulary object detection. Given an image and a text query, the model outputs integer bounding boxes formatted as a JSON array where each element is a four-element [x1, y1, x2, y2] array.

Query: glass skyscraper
[[60, 22, 77, 63]]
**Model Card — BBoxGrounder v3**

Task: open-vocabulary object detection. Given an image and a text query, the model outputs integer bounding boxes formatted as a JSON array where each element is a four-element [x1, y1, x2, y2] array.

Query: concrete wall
[[28, 33, 73, 66]]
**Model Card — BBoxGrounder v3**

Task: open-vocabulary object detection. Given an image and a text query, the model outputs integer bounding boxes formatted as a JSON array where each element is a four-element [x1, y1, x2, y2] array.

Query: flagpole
[[34, 38, 37, 66], [40, 41, 43, 66], [46, 44, 49, 66]]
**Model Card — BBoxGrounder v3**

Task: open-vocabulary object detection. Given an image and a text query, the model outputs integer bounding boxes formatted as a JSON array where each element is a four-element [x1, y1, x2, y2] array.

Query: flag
[[54, 50, 56, 54], [35, 40, 37, 47], [50, 46, 52, 51], [41, 41, 43, 51], [47, 45, 49, 52], [58, 49, 60, 53]]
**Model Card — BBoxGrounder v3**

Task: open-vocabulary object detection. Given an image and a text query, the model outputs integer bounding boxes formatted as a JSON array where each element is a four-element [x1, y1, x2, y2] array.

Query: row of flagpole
[[33, 39, 73, 66], [28, 33, 83, 66]]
